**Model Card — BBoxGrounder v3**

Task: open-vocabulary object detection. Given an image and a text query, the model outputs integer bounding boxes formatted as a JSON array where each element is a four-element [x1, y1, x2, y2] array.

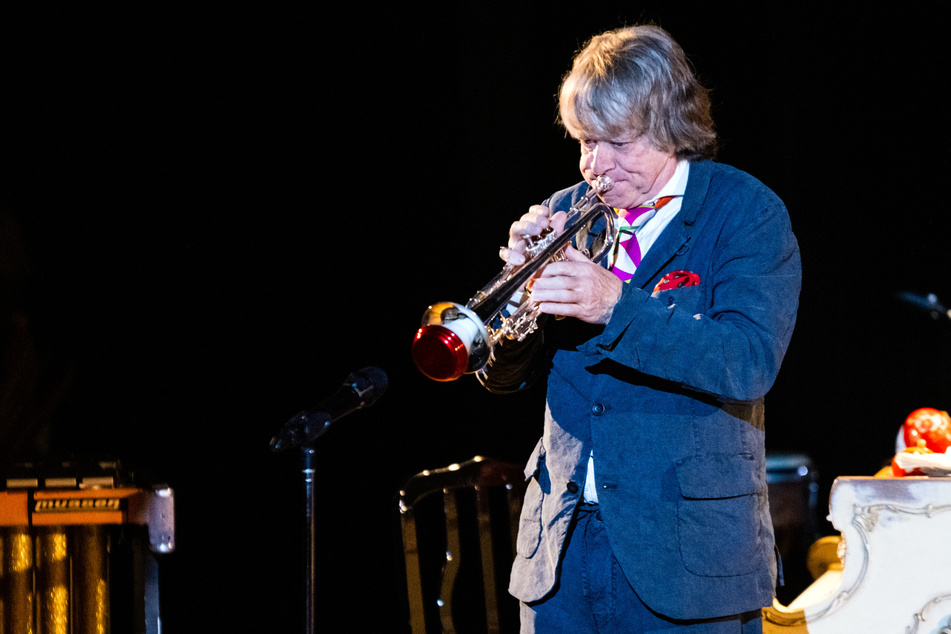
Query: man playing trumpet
[[481, 24, 801, 633]]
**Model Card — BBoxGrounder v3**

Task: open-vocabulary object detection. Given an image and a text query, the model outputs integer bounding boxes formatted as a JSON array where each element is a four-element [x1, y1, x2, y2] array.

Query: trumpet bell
[[412, 302, 489, 382]]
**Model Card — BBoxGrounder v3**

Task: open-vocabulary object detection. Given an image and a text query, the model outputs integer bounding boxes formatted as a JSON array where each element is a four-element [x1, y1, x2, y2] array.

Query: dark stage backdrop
[[2, 5, 949, 632]]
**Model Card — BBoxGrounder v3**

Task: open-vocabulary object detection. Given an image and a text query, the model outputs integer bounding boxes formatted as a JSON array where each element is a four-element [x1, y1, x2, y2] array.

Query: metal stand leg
[[303, 445, 316, 634]]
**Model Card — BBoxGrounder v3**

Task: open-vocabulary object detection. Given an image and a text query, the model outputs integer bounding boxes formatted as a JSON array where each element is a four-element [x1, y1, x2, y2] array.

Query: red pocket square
[[653, 270, 700, 292]]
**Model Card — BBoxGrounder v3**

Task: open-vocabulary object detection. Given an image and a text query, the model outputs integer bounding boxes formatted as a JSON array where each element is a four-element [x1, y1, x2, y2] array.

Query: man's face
[[576, 134, 678, 210]]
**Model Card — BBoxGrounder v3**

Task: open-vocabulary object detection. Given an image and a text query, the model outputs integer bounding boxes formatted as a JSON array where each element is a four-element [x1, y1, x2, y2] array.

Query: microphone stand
[[272, 410, 332, 633], [270, 367, 388, 633], [302, 444, 317, 634]]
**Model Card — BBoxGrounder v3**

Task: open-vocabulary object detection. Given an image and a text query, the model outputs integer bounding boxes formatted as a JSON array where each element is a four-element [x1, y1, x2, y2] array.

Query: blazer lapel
[[629, 160, 712, 289]]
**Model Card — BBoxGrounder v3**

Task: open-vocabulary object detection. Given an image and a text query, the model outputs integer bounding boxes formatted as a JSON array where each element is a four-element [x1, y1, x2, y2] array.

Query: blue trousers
[[520, 506, 763, 633]]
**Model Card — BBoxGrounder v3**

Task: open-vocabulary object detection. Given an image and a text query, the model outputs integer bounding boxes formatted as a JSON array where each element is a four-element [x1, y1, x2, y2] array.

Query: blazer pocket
[[674, 453, 763, 577], [652, 284, 702, 309], [516, 440, 547, 559]]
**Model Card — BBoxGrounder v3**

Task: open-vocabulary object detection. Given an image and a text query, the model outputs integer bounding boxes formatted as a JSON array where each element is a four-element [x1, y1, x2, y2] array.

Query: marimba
[[0, 462, 174, 634]]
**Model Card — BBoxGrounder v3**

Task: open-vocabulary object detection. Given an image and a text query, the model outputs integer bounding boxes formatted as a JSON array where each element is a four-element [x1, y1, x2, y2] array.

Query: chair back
[[399, 456, 526, 634]]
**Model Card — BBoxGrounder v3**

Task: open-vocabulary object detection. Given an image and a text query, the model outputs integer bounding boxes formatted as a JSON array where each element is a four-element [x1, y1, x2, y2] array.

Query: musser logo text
[[34, 498, 122, 512]]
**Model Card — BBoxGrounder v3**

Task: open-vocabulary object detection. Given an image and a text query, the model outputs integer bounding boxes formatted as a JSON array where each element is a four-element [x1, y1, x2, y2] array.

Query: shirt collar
[[650, 160, 689, 205]]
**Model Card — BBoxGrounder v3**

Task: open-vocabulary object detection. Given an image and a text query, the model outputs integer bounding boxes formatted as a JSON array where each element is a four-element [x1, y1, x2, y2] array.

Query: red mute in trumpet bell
[[412, 301, 489, 382], [412, 325, 469, 382]]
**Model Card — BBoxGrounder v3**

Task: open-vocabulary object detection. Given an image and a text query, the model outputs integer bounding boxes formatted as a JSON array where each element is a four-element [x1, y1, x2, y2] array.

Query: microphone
[[269, 366, 388, 452], [896, 291, 951, 321]]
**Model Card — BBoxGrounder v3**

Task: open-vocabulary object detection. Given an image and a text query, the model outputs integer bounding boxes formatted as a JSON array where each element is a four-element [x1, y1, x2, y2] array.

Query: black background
[[2, 4, 949, 632]]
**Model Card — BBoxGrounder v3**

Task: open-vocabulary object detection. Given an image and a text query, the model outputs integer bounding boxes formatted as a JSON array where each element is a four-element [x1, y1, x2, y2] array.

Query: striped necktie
[[610, 195, 679, 282]]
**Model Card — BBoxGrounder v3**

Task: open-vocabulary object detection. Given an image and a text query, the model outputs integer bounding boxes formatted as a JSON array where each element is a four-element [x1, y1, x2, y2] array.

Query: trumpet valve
[[524, 227, 559, 260]]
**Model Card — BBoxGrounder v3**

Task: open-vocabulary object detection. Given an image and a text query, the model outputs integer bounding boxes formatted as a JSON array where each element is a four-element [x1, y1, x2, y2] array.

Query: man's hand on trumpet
[[499, 204, 623, 326], [499, 204, 566, 266]]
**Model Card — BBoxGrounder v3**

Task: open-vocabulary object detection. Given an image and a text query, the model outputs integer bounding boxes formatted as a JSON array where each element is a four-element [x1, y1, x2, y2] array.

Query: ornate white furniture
[[764, 476, 951, 633]]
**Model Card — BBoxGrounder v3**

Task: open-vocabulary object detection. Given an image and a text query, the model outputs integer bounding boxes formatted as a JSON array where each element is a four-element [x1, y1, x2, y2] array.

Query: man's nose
[[588, 144, 613, 174]]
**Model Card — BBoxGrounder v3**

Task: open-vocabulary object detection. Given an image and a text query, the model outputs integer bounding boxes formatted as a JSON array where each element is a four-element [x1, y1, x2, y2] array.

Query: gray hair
[[558, 25, 717, 161]]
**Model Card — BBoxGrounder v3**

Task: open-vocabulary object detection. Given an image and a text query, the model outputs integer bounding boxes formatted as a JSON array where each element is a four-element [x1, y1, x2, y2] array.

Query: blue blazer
[[479, 160, 802, 620]]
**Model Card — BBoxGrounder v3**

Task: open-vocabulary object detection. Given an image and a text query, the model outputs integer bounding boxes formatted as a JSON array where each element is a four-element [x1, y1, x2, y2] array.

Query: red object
[[903, 407, 951, 453], [891, 445, 935, 477], [653, 270, 701, 292], [412, 325, 469, 382]]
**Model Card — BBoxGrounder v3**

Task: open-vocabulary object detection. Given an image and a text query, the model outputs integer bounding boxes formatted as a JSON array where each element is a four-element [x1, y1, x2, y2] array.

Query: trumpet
[[412, 176, 616, 381]]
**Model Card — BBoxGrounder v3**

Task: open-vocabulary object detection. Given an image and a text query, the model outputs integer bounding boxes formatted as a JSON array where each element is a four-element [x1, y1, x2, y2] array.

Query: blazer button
[[591, 403, 605, 416], [566, 481, 579, 494]]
